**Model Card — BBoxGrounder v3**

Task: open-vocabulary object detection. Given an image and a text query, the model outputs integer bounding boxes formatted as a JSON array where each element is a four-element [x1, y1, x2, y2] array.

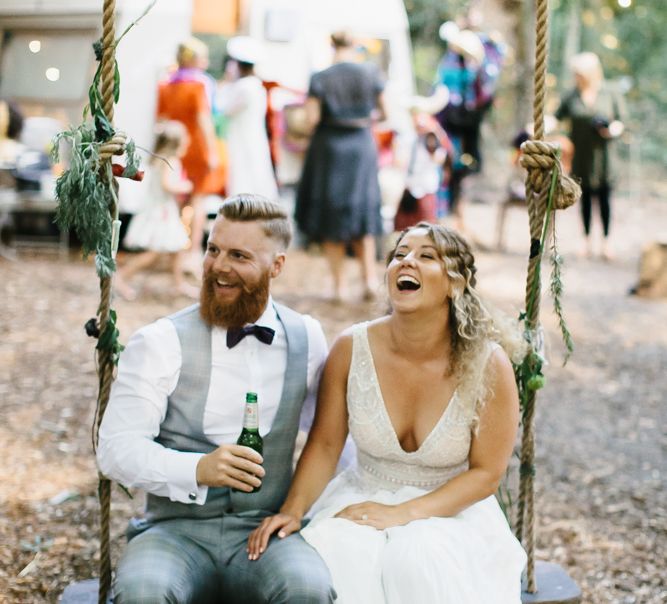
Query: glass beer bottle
[[236, 391, 263, 492]]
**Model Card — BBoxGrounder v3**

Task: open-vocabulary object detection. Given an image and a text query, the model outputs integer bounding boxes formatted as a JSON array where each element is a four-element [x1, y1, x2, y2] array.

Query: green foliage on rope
[[53, 123, 115, 278], [515, 162, 575, 403], [96, 309, 124, 365], [550, 248, 574, 363], [497, 159, 575, 524], [54, 5, 155, 380], [53, 2, 154, 280]]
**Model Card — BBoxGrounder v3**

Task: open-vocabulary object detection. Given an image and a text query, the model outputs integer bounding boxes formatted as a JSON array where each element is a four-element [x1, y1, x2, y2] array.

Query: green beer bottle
[[236, 392, 263, 493]]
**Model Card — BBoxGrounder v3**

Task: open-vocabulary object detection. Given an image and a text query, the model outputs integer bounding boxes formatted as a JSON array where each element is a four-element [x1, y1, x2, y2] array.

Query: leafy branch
[[52, 2, 154, 278]]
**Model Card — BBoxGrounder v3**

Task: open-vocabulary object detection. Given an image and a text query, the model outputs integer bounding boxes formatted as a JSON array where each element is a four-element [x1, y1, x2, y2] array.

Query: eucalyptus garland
[[52, 122, 138, 278], [52, 3, 155, 392], [499, 158, 575, 525], [96, 308, 124, 365], [514, 159, 575, 401], [52, 2, 153, 279]]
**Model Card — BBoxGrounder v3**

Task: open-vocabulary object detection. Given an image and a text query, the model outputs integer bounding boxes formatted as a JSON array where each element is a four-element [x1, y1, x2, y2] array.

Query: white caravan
[[0, 0, 192, 213], [0, 0, 414, 212], [241, 0, 415, 184]]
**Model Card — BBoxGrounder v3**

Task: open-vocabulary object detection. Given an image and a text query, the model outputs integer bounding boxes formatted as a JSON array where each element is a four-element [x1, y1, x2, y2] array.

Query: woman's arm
[[374, 91, 388, 123], [160, 160, 193, 196], [282, 333, 351, 514], [303, 96, 321, 132], [337, 347, 519, 528], [197, 109, 219, 170], [247, 331, 352, 558]]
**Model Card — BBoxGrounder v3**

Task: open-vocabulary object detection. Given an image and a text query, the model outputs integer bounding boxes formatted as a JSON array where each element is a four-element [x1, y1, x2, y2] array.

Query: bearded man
[[98, 194, 336, 603]]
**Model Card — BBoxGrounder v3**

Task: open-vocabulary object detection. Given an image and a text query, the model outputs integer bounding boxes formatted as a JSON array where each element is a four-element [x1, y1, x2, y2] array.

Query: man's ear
[[270, 252, 286, 278]]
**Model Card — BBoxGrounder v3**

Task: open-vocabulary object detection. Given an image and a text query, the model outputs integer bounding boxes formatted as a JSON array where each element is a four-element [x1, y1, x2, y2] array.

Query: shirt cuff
[[164, 451, 208, 505]]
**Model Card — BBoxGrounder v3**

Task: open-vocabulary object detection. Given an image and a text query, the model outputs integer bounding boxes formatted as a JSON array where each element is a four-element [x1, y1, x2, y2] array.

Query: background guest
[[295, 30, 385, 303], [556, 52, 625, 260]]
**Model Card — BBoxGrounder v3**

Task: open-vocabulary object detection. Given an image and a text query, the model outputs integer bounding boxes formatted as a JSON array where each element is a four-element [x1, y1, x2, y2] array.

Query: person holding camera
[[556, 52, 625, 260]]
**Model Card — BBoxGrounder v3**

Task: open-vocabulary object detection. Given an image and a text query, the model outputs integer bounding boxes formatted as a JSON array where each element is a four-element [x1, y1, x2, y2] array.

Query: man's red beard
[[199, 270, 271, 329]]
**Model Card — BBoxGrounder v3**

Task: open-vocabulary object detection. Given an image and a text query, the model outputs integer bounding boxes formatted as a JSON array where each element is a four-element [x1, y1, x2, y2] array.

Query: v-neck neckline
[[360, 324, 457, 456]]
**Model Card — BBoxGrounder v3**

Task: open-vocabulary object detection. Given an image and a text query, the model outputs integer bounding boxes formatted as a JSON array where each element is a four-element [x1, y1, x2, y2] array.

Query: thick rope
[[96, 1, 117, 602], [515, 0, 579, 592], [98, 132, 127, 160], [517, 0, 550, 593]]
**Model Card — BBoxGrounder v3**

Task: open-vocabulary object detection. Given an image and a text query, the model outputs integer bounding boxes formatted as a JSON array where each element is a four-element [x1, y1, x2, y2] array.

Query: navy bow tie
[[226, 325, 275, 349]]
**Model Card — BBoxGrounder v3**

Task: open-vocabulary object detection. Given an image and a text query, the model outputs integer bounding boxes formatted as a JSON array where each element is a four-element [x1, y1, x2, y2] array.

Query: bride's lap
[[301, 496, 526, 604]]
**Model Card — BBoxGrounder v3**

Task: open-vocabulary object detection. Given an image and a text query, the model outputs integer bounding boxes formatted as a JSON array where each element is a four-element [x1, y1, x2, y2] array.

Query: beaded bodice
[[347, 323, 477, 491]]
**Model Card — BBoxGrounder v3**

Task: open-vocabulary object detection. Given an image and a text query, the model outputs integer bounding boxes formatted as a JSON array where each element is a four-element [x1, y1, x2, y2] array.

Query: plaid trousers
[[113, 515, 336, 603]]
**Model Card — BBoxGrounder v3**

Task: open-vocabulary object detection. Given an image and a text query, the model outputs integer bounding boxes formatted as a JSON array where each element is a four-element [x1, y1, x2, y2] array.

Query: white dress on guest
[[301, 323, 526, 604], [216, 75, 278, 200], [123, 160, 189, 253]]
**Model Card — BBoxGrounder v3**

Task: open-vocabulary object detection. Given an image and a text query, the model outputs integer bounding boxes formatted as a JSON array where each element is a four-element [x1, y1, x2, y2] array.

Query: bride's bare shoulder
[[365, 316, 392, 339]]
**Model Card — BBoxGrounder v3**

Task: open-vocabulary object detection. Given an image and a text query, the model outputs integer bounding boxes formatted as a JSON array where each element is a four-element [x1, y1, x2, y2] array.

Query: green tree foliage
[[549, 0, 666, 164], [405, 0, 666, 164], [404, 0, 468, 43], [404, 0, 469, 92]]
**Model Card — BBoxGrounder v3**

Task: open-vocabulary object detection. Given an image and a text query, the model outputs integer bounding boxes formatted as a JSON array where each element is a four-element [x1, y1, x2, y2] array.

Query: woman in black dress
[[295, 31, 386, 302], [555, 52, 624, 260]]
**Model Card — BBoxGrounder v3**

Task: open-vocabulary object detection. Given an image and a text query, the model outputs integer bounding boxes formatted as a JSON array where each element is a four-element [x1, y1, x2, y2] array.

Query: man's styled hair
[[218, 193, 292, 250]]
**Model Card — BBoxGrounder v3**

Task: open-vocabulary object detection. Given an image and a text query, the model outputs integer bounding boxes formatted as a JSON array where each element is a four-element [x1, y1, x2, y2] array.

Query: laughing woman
[[247, 223, 527, 603]]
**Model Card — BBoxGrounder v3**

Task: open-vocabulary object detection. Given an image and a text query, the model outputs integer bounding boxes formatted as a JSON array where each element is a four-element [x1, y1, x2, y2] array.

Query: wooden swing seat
[[61, 560, 581, 604]]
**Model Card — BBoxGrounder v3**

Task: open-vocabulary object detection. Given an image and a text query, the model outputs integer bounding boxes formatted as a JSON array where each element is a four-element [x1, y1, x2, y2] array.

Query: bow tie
[[226, 325, 275, 349]]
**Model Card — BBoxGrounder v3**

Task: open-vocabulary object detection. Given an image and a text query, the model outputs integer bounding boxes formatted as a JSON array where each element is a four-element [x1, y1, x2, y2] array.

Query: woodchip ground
[[1, 189, 665, 603]]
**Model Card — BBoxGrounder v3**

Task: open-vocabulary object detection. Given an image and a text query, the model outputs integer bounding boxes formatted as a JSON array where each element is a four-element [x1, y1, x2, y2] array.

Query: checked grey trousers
[[113, 515, 336, 603]]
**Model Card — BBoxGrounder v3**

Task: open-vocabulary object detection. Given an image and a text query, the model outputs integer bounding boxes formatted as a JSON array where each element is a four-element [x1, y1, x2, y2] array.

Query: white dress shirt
[[97, 299, 328, 505]]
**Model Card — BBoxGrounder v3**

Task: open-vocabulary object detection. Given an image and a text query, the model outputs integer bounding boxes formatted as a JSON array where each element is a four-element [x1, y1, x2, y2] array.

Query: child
[[115, 121, 199, 301], [394, 110, 451, 232]]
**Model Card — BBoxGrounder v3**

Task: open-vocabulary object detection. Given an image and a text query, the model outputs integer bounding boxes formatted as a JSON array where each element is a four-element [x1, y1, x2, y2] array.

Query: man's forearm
[[97, 435, 206, 503]]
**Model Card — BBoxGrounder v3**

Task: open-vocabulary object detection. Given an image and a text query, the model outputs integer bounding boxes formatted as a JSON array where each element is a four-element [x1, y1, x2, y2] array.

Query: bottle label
[[243, 402, 259, 430]]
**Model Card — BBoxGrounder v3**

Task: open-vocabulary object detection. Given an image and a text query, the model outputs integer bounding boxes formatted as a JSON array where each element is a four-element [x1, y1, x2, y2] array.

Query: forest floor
[[1, 186, 666, 603]]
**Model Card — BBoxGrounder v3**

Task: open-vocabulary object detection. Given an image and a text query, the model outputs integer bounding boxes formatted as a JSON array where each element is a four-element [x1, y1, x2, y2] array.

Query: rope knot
[[519, 139, 580, 211], [98, 131, 127, 160]]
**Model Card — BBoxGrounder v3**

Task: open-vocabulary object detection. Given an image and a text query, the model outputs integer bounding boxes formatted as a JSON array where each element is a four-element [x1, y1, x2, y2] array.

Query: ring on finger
[[361, 513, 368, 521]]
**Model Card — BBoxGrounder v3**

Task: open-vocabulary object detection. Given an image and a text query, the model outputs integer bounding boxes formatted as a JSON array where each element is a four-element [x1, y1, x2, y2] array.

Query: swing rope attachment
[[514, 0, 581, 594], [50, 0, 150, 600]]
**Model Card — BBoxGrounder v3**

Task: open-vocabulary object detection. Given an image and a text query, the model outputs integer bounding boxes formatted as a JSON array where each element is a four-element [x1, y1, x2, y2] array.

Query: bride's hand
[[335, 501, 411, 529], [247, 512, 302, 560]]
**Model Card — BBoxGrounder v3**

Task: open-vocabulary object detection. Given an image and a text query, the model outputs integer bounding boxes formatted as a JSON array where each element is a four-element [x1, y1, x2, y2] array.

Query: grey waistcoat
[[144, 303, 308, 524]]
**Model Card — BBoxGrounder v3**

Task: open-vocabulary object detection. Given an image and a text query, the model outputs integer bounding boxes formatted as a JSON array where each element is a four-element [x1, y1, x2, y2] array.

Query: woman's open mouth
[[396, 275, 421, 292]]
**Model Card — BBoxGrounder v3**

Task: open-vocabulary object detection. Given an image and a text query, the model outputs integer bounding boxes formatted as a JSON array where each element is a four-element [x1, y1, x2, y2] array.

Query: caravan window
[[0, 30, 96, 103]]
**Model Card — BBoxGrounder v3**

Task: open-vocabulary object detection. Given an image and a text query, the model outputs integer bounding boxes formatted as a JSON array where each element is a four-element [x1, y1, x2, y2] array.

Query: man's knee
[[113, 527, 216, 604], [114, 570, 182, 604], [253, 535, 336, 604], [271, 566, 336, 604]]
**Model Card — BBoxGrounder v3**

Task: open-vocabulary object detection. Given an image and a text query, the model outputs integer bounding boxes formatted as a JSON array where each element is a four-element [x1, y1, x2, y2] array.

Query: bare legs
[[115, 251, 199, 301], [189, 195, 207, 258], [322, 235, 378, 302], [172, 252, 201, 298], [115, 251, 160, 300], [322, 242, 346, 301], [580, 184, 613, 260], [352, 235, 379, 300]]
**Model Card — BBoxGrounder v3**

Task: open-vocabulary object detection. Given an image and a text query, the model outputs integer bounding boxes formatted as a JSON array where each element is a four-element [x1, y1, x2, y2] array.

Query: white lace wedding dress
[[301, 323, 526, 603]]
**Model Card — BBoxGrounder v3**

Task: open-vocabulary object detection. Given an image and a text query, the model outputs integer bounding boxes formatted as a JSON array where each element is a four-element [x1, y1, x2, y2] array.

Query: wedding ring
[[361, 513, 368, 521]]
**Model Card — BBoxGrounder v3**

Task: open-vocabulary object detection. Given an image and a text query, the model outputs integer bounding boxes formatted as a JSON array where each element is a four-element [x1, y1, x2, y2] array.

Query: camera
[[591, 116, 609, 130]]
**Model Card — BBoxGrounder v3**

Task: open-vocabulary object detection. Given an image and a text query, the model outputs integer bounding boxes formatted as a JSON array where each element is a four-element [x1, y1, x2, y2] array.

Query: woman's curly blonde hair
[[388, 222, 526, 428]]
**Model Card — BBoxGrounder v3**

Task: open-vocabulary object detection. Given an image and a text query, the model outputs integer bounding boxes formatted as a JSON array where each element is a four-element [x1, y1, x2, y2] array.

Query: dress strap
[[348, 322, 372, 385]]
